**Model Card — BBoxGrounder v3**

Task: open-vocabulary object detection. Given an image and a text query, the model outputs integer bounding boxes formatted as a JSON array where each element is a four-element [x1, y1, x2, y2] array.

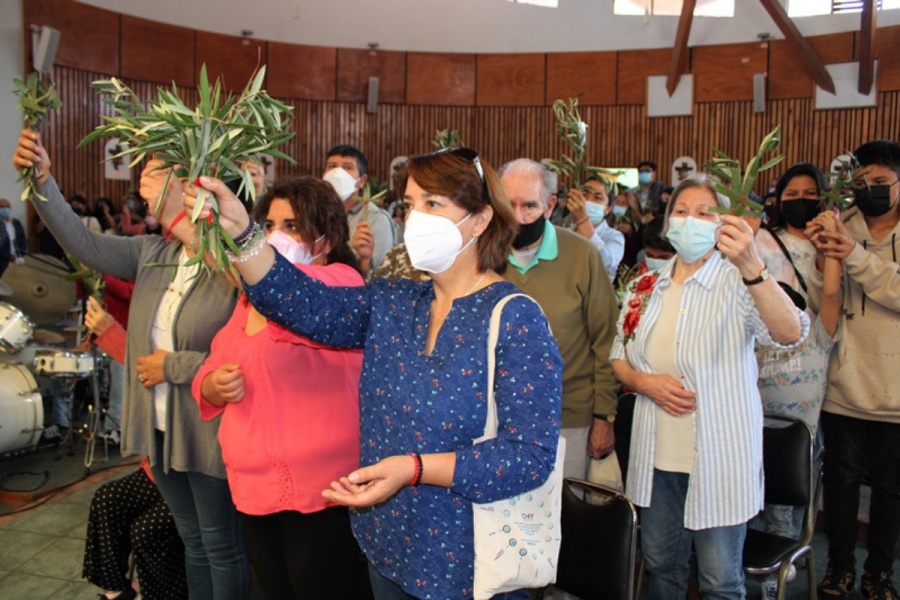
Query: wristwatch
[[742, 267, 770, 287], [593, 413, 616, 424]]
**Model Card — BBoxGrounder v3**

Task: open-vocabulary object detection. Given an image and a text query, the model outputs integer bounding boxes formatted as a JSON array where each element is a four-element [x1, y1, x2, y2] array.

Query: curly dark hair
[[252, 177, 361, 275]]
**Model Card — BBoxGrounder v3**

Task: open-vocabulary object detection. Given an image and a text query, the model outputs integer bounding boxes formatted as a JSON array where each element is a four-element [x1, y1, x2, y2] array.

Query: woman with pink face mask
[[192, 177, 366, 600]]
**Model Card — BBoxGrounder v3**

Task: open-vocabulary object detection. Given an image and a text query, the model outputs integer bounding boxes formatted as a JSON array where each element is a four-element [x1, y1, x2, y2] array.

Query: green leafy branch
[[64, 255, 105, 302], [432, 128, 463, 150], [704, 126, 784, 218], [544, 96, 621, 194], [820, 154, 861, 211], [354, 183, 388, 221], [77, 64, 296, 278], [13, 72, 62, 202]]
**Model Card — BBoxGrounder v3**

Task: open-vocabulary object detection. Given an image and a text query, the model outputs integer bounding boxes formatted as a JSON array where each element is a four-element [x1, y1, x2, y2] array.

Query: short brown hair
[[404, 149, 517, 275], [252, 176, 361, 275]]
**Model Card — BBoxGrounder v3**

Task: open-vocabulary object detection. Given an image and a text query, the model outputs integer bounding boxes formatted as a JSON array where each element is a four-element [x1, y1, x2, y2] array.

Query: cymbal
[[63, 325, 87, 333], [32, 328, 66, 345], [1, 254, 76, 325], [0, 280, 13, 296]]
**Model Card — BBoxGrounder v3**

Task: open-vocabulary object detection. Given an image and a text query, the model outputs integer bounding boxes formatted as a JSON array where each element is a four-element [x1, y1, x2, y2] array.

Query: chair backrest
[[556, 478, 639, 600], [762, 415, 814, 508]]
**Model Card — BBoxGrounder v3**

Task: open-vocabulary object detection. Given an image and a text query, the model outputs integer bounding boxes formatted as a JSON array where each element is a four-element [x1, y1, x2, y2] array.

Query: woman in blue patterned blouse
[[610, 175, 809, 599], [184, 148, 563, 600]]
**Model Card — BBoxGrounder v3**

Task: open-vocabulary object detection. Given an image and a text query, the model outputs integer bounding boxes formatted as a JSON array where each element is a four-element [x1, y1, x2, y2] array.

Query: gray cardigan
[[35, 177, 238, 477]]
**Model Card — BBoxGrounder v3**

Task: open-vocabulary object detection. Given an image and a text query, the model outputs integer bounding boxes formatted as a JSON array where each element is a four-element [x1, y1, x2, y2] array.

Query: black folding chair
[[545, 478, 641, 600], [743, 414, 823, 600]]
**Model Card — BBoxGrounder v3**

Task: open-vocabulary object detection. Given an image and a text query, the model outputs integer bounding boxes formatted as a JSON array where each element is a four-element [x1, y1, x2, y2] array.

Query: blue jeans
[[151, 431, 249, 600], [368, 564, 530, 600], [641, 469, 747, 600], [106, 359, 124, 429]]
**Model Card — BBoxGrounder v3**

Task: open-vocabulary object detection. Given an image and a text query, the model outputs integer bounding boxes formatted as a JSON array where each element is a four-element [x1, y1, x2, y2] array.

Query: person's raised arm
[[718, 214, 803, 345]]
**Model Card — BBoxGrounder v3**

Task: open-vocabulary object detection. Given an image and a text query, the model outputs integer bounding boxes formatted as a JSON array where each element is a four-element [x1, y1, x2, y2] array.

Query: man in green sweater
[[498, 158, 621, 482]]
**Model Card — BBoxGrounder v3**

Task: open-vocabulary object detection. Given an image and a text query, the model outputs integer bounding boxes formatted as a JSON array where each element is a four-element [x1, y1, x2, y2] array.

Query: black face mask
[[779, 199, 820, 229], [512, 215, 546, 250], [854, 183, 899, 218], [763, 203, 778, 222], [72, 206, 85, 216]]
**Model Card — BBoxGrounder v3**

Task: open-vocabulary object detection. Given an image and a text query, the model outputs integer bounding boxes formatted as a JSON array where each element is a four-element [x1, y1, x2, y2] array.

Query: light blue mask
[[645, 256, 671, 271], [666, 216, 718, 264], [611, 205, 628, 218], [584, 201, 607, 223], [0, 208, 10, 219], [638, 172, 653, 185]]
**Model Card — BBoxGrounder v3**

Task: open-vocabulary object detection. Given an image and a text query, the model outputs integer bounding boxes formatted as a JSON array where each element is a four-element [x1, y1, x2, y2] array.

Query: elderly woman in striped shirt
[[610, 175, 809, 599]]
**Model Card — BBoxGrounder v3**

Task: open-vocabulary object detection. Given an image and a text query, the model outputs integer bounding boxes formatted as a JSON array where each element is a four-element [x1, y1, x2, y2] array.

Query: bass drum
[[0, 361, 43, 457]]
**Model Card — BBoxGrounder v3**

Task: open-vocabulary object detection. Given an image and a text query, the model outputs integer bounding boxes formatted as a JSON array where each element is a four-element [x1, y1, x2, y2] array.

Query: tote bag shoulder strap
[[475, 293, 541, 444]]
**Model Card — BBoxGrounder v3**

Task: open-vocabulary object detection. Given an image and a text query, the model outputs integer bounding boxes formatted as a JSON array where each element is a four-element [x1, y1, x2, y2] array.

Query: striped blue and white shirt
[[610, 253, 809, 530]]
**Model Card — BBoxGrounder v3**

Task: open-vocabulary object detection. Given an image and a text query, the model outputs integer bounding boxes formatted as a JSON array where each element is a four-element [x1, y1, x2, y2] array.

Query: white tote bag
[[472, 294, 565, 600]]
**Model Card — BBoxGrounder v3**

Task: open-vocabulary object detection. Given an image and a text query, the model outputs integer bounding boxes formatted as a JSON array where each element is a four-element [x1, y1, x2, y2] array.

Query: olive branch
[[64, 255, 105, 302], [820, 154, 862, 211], [432, 128, 463, 150], [13, 72, 62, 202], [78, 64, 296, 278], [704, 126, 784, 218]]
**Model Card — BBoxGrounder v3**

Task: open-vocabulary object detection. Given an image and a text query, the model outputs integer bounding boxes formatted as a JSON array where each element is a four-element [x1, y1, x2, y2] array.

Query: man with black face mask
[[498, 158, 620, 499], [806, 139, 900, 600]]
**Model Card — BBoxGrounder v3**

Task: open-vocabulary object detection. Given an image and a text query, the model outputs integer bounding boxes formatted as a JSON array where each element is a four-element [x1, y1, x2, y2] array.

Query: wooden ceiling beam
[[666, 0, 696, 96], [858, 0, 877, 94], [758, 0, 836, 94]]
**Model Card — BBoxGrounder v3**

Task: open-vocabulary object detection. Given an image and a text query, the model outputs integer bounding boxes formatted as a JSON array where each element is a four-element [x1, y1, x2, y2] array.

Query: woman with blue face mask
[[192, 177, 367, 600], [608, 190, 647, 272], [610, 175, 809, 599], [564, 176, 625, 281], [183, 149, 563, 600]]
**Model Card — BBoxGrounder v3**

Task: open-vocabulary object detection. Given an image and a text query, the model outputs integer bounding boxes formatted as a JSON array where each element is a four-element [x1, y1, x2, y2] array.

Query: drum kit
[[0, 255, 112, 468]]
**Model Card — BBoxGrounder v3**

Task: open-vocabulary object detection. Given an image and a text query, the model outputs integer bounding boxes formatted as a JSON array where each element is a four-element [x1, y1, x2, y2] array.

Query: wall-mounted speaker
[[367, 77, 379, 114], [32, 26, 60, 74], [753, 73, 766, 113]]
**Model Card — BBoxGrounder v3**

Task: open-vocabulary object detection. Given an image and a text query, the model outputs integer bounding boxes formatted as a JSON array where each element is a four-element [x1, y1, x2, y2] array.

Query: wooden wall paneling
[[24, 0, 120, 75], [267, 43, 337, 101], [406, 53, 476, 106], [121, 16, 195, 86], [768, 33, 856, 100], [335, 48, 407, 104], [875, 25, 900, 91], [616, 48, 672, 106], [545, 52, 618, 106], [693, 42, 768, 103], [476, 54, 546, 107], [194, 31, 267, 92]]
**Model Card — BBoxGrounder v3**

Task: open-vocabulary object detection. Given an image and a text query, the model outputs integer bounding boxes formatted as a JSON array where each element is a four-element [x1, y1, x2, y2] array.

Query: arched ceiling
[[76, 0, 898, 54]]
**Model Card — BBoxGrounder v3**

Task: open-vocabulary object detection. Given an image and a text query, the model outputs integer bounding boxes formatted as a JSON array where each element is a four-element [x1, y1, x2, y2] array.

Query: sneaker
[[819, 564, 856, 599], [100, 430, 120, 446], [41, 424, 63, 439], [762, 578, 778, 600], [861, 571, 899, 600], [786, 563, 797, 583]]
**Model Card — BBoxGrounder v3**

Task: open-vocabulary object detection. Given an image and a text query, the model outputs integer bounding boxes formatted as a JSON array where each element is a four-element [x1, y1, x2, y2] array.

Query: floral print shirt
[[245, 254, 563, 599]]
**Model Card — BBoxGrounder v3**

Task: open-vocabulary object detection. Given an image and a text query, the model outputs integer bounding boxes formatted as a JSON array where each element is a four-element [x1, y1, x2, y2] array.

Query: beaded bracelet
[[226, 231, 266, 264], [409, 452, 423, 487], [230, 220, 258, 248], [576, 216, 590, 226]]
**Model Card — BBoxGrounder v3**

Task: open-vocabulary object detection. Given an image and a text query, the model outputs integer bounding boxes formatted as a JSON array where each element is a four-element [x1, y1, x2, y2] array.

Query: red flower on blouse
[[622, 273, 659, 344]]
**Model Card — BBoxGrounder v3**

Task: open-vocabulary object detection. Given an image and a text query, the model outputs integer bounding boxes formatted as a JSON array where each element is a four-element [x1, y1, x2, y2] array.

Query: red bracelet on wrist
[[576, 216, 590, 226], [408, 452, 423, 487]]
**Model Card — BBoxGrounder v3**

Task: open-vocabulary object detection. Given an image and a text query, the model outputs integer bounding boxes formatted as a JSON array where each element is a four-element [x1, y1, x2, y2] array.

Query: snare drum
[[0, 301, 35, 353], [0, 361, 43, 456], [34, 349, 94, 378]]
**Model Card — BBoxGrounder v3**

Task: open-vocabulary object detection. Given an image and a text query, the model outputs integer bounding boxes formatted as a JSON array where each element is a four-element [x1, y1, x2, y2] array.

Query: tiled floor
[[0, 467, 129, 600], [0, 463, 895, 600]]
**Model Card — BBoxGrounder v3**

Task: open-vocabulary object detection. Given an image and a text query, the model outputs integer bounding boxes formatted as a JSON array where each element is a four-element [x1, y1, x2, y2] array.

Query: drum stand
[[84, 346, 112, 473]]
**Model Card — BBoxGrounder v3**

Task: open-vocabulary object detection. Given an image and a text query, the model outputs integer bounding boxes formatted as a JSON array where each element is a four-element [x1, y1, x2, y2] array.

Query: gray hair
[[663, 174, 730, 231], [497, 158, 558, 207]]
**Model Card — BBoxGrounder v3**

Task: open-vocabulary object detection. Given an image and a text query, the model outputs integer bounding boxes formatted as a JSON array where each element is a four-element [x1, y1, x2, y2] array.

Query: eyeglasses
[[437, 147, 485, 183]]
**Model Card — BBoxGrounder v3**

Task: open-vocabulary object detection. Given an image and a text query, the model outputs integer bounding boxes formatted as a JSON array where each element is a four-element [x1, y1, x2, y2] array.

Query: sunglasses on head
[[436, 147, 485, 183]]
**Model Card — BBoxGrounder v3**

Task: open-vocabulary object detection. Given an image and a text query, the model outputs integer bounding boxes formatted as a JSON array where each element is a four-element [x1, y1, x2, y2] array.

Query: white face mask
[[404, 210, 475, 274], [267, 230, 325, 265], [323, 168, 359, 201]]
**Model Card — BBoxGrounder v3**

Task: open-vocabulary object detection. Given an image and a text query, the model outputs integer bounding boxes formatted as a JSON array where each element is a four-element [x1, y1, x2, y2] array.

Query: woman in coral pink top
[[192, 178, 365, 600]]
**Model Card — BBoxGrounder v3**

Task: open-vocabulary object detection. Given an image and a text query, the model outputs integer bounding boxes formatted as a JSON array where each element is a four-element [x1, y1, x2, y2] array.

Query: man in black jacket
[[0, 198, 27, 277]]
